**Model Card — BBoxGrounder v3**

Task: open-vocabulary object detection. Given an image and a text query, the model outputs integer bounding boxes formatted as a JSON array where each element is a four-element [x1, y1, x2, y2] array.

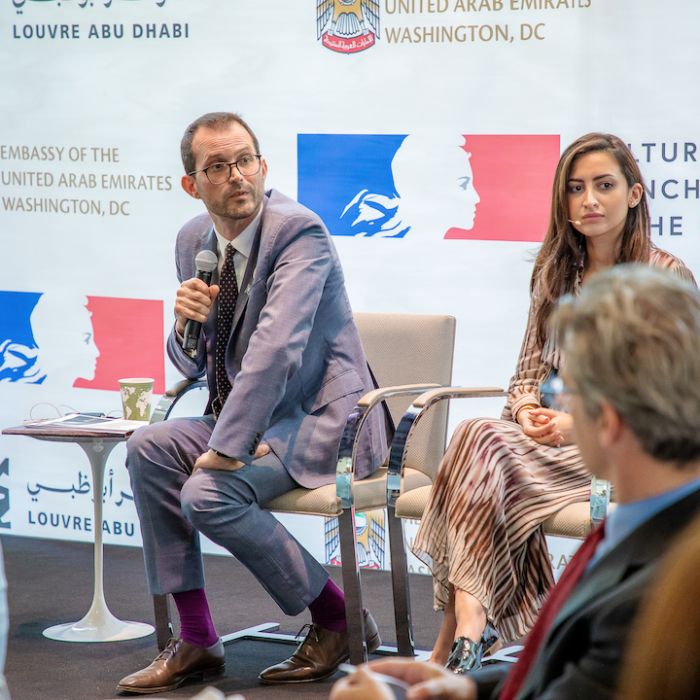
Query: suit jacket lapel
[[516, 541, 639, 700], [549, 545, 635, 635], [230, 212, 263, 333], [551, 487, 700, 634], [204, 225, 218, 279], [203, 226, 219, 338]]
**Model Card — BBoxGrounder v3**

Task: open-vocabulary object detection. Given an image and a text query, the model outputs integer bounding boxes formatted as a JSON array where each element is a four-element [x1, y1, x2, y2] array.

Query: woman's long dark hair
[[532, 132, 653, 344]]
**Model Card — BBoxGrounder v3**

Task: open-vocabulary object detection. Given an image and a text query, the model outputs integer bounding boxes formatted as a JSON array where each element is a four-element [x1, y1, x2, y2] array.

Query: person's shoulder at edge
[[177, 211, 215, 240], [650, 246, 697, 284], [264, 188, 327, 232]]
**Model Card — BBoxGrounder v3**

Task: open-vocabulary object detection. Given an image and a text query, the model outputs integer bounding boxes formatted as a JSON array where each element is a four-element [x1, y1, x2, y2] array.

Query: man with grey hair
[[367, 263, 700, 700]]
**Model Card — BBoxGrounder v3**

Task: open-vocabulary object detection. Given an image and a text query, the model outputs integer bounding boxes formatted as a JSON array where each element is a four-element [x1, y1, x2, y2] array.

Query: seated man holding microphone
[[117, 111, 388, 694]]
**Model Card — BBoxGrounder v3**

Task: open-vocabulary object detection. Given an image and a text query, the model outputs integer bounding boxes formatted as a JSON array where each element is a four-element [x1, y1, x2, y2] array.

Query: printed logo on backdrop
[[11, 0, 188, 41], [13, 0, 168, 10], [315, 2, 595, 49], [26, 466, 136, 539], [13, 0, 168, 11], [298, 133, 559, 242], [317, 0, 380, 53], [324, 511, 385, 569], [628, 140, 700, 238], [0, 291, 165, 392]]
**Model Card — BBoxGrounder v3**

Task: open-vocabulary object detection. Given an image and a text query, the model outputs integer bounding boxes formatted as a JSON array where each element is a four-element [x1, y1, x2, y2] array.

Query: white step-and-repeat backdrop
[[1, 0, 699, 580]]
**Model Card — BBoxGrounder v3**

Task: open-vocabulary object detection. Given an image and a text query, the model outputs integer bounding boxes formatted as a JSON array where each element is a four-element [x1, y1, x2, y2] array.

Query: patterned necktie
[[499, 521, 606, 700], [212, 242, 238, 417]]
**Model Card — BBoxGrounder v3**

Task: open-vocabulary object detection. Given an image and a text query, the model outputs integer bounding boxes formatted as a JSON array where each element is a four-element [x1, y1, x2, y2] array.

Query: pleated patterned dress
[[412, 248, 696, 642]]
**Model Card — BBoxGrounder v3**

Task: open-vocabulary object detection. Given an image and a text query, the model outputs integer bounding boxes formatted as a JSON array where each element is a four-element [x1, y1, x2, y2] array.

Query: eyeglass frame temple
[[187, 154, 262, 179]]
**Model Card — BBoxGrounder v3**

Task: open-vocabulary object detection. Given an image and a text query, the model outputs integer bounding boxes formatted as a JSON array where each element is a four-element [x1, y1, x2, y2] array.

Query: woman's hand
[[518, 407, 574, 447]]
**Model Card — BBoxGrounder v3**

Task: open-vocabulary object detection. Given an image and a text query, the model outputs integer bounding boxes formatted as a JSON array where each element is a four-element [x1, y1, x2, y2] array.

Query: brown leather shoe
[[258, 608, 381, 684], [116, 637, 224, 695]]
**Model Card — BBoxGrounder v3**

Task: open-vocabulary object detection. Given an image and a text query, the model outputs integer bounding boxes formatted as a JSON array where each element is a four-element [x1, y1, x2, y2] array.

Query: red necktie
[[499, 521, 606, 700], [212, 243, 238, 418]]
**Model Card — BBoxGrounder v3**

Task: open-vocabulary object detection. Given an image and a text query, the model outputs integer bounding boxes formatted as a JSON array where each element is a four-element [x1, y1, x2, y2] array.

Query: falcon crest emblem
[[324, 511, 386, 569], [317, 0, 380, 54]]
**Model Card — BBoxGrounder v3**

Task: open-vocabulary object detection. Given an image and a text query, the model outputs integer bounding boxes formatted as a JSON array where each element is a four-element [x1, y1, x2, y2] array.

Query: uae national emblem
[[317, 0, 380, 54], [324, 511, 386, 569]]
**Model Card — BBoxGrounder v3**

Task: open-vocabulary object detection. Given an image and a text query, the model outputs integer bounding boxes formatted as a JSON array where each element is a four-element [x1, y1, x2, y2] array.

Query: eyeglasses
[[540, 373, 577, 412], [189, 154, 262, 184]]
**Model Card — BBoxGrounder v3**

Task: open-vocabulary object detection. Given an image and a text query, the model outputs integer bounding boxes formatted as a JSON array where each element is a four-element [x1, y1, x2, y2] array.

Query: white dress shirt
[[213, 206, 262, 286], [176, 207, 262, 346]]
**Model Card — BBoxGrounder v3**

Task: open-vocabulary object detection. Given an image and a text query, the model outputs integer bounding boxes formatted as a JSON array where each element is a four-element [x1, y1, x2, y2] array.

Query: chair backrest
[[354, 312, 455, 480]]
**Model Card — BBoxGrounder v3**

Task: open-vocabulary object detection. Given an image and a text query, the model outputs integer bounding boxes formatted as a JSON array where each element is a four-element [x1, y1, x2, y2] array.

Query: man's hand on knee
[[194, 450, 246, 473], [192, 442, 271, 473], [254, 442, 271, 459]]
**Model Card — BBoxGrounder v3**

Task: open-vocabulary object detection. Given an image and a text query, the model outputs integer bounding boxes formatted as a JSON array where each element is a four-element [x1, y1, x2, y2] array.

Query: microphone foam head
[[195, 249, 218, 272]]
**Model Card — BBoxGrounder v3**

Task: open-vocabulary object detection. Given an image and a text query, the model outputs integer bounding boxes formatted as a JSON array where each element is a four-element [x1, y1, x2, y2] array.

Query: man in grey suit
[[363, 264, 700, 700], [117, 112, 387, 694]]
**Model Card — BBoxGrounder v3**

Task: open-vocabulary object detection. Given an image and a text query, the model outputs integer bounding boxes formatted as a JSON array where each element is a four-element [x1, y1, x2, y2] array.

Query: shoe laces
[[295, 623, 320, 644], [155, 637, 180, 662]]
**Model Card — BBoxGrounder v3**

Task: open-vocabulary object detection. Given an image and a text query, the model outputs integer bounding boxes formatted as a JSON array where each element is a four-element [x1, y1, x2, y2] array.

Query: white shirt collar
[[213, 206, 262, 262]]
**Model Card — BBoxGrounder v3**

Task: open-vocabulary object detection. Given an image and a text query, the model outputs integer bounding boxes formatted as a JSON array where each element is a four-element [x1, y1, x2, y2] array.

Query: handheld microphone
[[183, 249, 218, 358]]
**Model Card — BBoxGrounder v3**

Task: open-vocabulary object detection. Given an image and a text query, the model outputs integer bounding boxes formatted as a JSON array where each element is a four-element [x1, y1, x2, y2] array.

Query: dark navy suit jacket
[[472, 486, 700, 700]]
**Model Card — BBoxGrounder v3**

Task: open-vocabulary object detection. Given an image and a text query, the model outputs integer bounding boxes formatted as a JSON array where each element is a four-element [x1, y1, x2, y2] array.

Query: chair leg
[[387, 509, 416, 657], [153, 593, 173, 651], [338, 507, 368, 665]]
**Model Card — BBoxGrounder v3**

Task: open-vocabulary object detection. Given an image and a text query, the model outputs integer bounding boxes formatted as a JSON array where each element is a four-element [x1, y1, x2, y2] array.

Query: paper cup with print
[[118, 377, 154, 421]]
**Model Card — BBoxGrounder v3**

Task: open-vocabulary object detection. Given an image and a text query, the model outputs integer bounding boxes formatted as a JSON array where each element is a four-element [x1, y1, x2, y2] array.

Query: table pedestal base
[[2, 427, 156, 644], [43, 602, 154, 642]]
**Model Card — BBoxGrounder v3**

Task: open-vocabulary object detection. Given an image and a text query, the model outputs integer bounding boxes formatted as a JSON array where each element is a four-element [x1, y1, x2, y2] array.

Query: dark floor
[[2, 535, 442, 700]]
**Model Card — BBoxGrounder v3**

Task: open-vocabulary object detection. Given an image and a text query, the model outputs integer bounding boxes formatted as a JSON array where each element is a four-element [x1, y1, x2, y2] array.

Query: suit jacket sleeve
[[469, 596, 637, 700], [165, 236, 207, 380], [501, 282, 549, 423], [528, 594, 640, 700], [166, 328, 207, 381], [208, 218, 332, 462]]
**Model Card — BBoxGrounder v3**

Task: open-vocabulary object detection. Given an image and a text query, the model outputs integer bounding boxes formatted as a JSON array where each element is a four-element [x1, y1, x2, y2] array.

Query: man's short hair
[[553, 263, 700, 465], [180, 112, 260, 174]]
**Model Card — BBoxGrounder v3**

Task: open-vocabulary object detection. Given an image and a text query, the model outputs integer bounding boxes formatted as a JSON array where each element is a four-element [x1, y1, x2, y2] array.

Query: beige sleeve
[[653, 249, 698, 286], [501, 287, 552, 422]]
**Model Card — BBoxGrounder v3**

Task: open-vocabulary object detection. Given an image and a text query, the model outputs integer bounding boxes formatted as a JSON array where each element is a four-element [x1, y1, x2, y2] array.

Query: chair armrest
[[410, 386, 506, 409], [590, 476, 611, 526], [150, 378, 207, 424], [386, 386, 506, 506], [335, 383, 441, 508], [355, 384, 443, 410]]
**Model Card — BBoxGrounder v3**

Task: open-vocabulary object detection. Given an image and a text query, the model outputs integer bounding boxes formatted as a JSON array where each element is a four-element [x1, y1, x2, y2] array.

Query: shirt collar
[[606, 475, 700, 549], [586, 474, 700, 573], [213, 205, 262, 260]]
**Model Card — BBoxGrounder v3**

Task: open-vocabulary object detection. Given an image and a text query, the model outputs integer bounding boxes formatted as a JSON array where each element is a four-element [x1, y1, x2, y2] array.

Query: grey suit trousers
[[126, 415, 330, 615]]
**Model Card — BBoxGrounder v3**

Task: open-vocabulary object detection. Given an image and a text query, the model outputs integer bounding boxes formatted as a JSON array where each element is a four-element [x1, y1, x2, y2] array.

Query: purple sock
[[172, 588, 219, 648], [308, 577, 347, 633]]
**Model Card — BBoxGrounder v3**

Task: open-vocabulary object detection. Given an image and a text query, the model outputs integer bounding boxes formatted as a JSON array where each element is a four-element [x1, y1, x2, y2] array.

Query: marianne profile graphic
[[0, 291, 100, 387], [339, 132, 480, 238]]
